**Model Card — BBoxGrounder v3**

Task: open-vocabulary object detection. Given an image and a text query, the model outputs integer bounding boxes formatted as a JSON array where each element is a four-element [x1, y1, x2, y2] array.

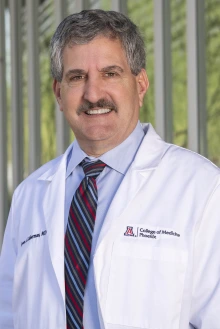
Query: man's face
[[53, 36, 149, 155]]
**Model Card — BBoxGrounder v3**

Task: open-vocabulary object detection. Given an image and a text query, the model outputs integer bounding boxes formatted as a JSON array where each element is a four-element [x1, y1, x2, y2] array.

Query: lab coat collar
[[38, 143, 74, 181], [133, 123, 170, 172]]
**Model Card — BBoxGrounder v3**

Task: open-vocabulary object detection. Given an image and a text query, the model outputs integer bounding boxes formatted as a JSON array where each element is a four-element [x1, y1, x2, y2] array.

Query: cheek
[[60, 92, 79, 113]]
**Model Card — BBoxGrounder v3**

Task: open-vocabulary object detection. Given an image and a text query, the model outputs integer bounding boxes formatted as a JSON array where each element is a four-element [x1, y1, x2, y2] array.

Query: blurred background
[[0, 0, 220, 247]]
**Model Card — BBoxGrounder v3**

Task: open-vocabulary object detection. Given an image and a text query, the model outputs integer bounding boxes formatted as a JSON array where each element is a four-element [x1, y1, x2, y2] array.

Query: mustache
[[77, 99, 117, 114]]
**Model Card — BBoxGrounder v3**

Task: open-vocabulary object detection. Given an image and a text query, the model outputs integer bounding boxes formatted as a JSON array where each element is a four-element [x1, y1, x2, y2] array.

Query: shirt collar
[[66, 121, 144, 178]]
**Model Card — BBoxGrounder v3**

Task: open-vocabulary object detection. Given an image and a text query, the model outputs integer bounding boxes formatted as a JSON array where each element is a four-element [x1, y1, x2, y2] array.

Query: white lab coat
[[0, 124, 220, 329]]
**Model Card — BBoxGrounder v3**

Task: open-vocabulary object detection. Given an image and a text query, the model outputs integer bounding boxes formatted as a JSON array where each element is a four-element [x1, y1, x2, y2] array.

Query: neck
[[77, 138, 124, 157], [79, 143, 113, 157]]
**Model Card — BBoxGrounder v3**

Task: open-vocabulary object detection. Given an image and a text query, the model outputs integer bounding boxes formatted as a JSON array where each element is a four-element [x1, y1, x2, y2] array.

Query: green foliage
[[100, 0, 111, 10], [206, 0, 220, 165], [170, 0, 187, 148], [40, 38, 56, 163]]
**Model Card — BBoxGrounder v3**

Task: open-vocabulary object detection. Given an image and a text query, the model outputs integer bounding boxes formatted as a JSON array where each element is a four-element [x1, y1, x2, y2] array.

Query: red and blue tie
[[65, 159, 106, 329]]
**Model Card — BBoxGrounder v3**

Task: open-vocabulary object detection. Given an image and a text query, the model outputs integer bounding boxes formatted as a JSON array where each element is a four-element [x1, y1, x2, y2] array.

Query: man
[[0, 9, 219, 329]]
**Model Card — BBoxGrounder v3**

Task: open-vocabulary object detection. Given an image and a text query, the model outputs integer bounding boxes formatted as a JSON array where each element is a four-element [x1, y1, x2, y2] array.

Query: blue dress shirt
[[65, 121, 145, 329]]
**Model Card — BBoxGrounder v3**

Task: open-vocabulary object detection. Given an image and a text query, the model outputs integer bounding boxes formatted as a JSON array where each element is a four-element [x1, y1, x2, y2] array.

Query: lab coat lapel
[[95, 124, 170, 253], [39, 144, 73, 303]]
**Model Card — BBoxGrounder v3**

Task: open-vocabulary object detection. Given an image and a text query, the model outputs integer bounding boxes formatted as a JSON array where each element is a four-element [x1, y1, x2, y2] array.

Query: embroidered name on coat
[[21, 230, 47, 247]]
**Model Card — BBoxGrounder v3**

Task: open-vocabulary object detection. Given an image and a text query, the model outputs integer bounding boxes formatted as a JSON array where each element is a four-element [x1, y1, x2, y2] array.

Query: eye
[[69, 75, 84, 81], [67, 75, 86, 86], [104, 72, 118, 77]]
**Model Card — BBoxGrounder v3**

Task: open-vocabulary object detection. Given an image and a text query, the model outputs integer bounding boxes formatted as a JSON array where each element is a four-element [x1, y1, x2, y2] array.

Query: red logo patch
[[124, 226, 134, 236]]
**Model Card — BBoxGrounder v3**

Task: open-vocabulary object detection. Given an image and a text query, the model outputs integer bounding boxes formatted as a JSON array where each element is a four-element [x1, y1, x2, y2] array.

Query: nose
[[83, 76, 104, 104]]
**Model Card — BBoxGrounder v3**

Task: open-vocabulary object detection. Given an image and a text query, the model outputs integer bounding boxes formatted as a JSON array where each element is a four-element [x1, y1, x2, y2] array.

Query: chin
[[85, 133, 113, 142], [83, 126, 115, 141]]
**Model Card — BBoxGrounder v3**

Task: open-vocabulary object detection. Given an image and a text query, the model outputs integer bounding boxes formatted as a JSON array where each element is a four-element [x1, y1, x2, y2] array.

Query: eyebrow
[[65, 69, 86, 78], [99, 65, 124, 73]]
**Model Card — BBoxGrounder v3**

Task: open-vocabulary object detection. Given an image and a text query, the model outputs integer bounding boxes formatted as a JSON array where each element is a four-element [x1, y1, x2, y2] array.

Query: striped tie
[[65, 159, 106, 329]]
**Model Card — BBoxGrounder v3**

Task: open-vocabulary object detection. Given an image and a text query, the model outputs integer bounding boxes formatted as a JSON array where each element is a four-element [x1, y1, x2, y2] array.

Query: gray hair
[[50, 9, 146, 82]]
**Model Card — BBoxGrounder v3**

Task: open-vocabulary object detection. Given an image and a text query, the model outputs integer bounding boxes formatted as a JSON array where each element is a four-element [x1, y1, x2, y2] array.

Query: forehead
[[62, 36, 129, 70]]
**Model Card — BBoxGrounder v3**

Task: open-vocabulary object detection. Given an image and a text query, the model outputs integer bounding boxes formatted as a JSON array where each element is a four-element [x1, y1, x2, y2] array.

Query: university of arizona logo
[[124, 226, 134, 237]]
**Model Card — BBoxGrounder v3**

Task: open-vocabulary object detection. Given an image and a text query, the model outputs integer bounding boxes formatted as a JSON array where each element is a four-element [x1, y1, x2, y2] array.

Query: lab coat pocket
[[105, 241, 187, 329]]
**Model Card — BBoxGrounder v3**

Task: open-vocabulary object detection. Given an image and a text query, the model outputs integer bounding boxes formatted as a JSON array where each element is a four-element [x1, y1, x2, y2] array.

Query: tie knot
[[81, 159, 106, 179]]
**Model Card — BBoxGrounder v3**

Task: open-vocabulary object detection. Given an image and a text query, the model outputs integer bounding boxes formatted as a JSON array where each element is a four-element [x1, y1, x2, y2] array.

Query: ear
[[136, 69, 149, 107], [53, 79, 63, 111]]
